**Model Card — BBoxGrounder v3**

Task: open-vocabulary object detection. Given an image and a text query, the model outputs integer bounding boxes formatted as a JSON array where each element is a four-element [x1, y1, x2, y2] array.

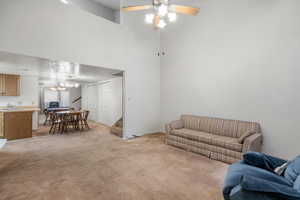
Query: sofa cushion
[[167, 134, 242, 160], [240, 175, 300, 199], [294, 176, 300, 192], [170, 128, 211, 144], [181, 115, 239, 137], [223, 161, 293, 200], [181, 115, 260, 138], [170, 128, 242, 152], [229, 185, 275, 200], [284, 156, 300, 183], [211, 135, 243, 152]]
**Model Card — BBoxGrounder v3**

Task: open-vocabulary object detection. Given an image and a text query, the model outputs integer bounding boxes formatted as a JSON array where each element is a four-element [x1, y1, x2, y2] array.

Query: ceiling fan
[[122, 0, 200, 29]]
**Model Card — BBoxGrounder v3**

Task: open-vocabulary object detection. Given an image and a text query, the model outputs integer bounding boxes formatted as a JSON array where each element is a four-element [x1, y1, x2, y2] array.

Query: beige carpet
[[0, 123, 228, 200]]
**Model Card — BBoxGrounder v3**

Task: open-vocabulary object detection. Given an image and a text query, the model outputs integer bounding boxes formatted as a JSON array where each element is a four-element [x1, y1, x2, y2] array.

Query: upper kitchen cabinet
[[0, 74, 20, 96], [0, 74, 4, 95]]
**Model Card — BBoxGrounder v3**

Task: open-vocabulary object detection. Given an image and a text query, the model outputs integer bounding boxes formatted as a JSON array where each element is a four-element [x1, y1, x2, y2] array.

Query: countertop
[[0, 106, 40, 113]]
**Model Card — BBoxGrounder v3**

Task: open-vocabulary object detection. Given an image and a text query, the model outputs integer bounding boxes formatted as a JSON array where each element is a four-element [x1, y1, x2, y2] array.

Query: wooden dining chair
[[73, 112, 82, 131], [43, 109, 51, 125], [49, 112, 62, 134], [65, 112, 82, 133], [80, 110, 90, 131], [61, 113, 75, 133]]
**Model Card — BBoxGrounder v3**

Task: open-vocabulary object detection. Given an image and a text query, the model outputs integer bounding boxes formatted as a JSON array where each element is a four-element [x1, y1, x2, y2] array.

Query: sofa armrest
[[242, 133, 263, 153], [165, 120, 184, 134], [240, 175, 300, 199]]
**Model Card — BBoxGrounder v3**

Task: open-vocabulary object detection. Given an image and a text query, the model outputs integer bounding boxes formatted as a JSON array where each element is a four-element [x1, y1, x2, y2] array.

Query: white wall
[[0, 0, 161, 139], [60, 90, 70, 107], [71, 0, 116, 22], [161, 0, 300, 159]]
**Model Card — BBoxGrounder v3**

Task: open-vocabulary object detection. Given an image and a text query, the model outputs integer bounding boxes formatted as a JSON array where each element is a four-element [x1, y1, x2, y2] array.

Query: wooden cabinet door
[[0, 113, 4, 137], [0, 74, 5, 96], [4, 75, 20, 96], [4, 112, 32, 140]]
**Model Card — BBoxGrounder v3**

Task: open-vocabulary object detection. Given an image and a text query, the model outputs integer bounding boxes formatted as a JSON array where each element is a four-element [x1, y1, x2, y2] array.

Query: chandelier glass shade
[[49, 82, 80, 91]]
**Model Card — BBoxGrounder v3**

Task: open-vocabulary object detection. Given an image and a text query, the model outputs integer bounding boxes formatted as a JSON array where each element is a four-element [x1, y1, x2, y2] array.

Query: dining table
[[55, 110, 85, 133], [46, 107, 72, 112], [43, 107, 72, 125], [55, 110, 83, 115]]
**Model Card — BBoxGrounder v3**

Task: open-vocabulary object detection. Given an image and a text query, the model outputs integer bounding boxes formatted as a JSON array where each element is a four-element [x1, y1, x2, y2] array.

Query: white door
[[86, 85, 98, 121], [101, 83, 113, 125], [98, 78, 123, 126]]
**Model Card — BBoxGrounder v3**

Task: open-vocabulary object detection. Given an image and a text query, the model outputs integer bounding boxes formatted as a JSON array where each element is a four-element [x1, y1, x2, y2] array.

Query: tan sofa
[[165, 115, 262, 164]]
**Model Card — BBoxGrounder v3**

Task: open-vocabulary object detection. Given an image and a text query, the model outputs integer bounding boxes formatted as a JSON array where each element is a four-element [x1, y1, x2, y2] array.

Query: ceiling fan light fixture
[[122, 0, 200, 30], [60, 0, 69, 5], [50, 87, 57, 91], [157, 19, 167, 29], [145, 13, 155, 24], [74, 83, 80, 88], [168, 12, 177, 22], [158, 4, 168, 17], [57, 87, 67, 91]]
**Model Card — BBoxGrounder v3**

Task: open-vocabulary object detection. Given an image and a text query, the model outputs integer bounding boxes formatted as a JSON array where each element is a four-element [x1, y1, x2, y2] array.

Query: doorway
[[0, 50, 124, 138]]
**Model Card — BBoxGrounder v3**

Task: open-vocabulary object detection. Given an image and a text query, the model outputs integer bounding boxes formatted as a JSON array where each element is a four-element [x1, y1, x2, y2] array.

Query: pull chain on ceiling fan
[[122, 0, 200, 29]]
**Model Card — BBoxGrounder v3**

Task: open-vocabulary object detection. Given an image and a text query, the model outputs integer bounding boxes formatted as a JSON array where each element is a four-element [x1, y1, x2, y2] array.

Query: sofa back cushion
[[285, 156, 300, 184], [181, 115, 260, 138]]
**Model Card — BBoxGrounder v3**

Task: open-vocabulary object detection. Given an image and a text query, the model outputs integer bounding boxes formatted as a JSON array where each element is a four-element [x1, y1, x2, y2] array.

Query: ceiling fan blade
[[122, 5, 153, 12], [169, 5, 200, 16]]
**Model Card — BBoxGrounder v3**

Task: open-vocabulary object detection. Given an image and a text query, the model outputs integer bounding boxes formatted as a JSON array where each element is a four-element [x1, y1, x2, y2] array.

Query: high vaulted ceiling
[[91, 0, 163, 10], [92, 0, 120, 10]]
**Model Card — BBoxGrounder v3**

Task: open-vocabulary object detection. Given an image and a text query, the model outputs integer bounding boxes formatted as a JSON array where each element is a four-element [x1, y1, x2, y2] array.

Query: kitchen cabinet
[[0, 111, 33, 140], [0, 74, 20, 96]]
